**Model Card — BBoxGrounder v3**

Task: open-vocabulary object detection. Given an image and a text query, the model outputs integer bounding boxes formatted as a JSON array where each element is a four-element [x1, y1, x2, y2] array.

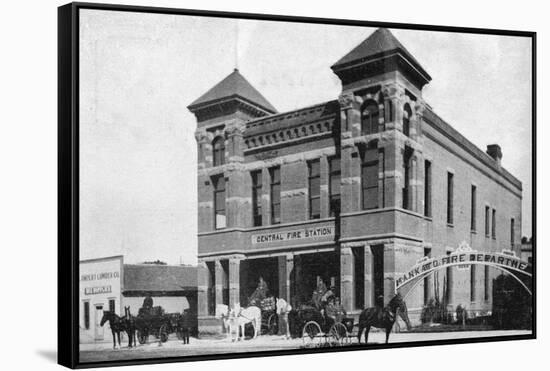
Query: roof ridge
[[246, 99, 338, 126]]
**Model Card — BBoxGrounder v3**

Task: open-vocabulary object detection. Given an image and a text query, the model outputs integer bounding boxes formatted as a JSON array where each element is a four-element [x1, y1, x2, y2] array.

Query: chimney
[[486, 144, 502, 166]]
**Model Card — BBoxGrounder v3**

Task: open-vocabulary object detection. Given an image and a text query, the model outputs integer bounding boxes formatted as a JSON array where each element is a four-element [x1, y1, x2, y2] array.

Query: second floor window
[[492, 208, 496, 239], [403, 147, 413, 210], [213, 175, 226, 229], [471, 185, 477, 231], [329, 157, 341, 217], [424, 160, 432, 217], [308, 159, 321, 219], [212, 137, 225, 166], [270, 167, 281, 224], [510, 218, 515, 247], [361, 101, 379, 135], [251, 170, 262, 227], [361, 148, 379, 210], [447, 172, 454, 224], [485, 206, 490, 237], [403, 103, 412, 137]]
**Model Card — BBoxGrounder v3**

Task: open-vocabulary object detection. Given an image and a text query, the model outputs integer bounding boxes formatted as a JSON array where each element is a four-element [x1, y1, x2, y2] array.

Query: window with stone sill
[[251, 170, 262, 227], [361, 148, 379, 210], [308, 159, 321, 219], [361, 100, 379, 135], [270, 166, 281, 224], [329, 156, 341, 217], [403, 103, 412, 137], [213, 175, 226, 229], [212, 136, 225, 167]]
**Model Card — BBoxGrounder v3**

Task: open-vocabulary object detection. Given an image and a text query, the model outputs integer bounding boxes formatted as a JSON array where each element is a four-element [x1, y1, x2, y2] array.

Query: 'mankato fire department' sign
[[252, 226, 334, 245], [396, 244, 531, 290]]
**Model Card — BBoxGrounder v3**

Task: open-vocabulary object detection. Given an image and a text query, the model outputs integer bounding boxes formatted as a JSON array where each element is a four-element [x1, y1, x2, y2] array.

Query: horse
[[123, 306, 137, 348], [275, 298, 292, 339], [215, 304, 231, 335], [357, 293, 412, 345], [228, 304, 261, 341], [100, 310, 126, 349]]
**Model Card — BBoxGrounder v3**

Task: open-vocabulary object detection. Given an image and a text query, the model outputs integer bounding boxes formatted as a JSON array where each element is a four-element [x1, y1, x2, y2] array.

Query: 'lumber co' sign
[[395, 246, 531, 290]]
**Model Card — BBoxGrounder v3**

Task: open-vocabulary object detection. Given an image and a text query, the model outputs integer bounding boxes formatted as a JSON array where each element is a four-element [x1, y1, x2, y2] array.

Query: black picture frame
[[58, 2, 536, 368]]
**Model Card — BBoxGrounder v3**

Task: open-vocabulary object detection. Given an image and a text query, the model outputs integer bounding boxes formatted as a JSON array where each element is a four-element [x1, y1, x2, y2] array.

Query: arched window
[[212, 137, 225, 166], [403, 104, 412, 137], [361, 101, 379, 135]]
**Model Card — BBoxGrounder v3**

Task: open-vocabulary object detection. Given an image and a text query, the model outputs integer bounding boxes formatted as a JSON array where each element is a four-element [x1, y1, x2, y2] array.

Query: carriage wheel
[[267, 313, 278, 335], [137, 330, 147, 345], [159, 325, 169, 343], [302, 321, 322, 348], [328, 323, 348, 346]]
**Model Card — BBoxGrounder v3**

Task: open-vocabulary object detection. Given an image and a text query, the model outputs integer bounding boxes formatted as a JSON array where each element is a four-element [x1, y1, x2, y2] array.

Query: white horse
[[231, 305, 261, 341], [216, 304, 261, 341], [276, 298, 292, 339], [215, 304, 231, 335]]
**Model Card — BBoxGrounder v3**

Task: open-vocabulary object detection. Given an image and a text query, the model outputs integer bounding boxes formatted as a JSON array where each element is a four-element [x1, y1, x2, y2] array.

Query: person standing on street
[[180, 309, 191, 345]]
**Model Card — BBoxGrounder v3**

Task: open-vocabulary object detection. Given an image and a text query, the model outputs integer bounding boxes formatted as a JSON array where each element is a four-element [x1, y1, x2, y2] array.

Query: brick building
[[188, 28, 522, 333]]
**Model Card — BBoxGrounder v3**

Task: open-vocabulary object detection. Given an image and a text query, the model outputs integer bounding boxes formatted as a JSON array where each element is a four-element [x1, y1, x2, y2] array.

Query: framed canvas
[[58, 2, 536, 368]]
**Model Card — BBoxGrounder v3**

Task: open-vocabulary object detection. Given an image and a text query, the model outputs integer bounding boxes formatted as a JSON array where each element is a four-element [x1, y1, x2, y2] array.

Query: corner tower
[[332, 28, 432, 310], [189, 69, 276, 233]]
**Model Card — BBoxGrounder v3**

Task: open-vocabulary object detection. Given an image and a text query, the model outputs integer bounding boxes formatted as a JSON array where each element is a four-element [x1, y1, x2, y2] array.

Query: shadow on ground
[[36, 350, 57, 363]]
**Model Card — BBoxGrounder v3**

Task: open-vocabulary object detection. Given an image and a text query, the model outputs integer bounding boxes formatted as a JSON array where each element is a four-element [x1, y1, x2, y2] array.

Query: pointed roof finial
[[234, 20, 239, 71]]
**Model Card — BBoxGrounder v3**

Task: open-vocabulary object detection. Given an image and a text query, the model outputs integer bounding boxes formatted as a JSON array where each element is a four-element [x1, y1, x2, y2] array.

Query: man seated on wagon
[[143, 294, 154, 309], [321, 285, 337, 307], [325, 296, 347, 324], [139, 294, 154, 316], [248, 276, 269, 307], [311, 276, 328, 310]]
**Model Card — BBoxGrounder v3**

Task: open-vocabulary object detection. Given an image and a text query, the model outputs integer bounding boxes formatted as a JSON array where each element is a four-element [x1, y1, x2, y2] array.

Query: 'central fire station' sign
[[252, 226, 334, 245]]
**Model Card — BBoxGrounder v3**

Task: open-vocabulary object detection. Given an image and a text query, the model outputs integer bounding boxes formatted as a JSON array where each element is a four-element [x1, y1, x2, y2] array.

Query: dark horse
[[123, 306, 137, 348], [357, 293, 412, 344], [100, 311, 126, 349]]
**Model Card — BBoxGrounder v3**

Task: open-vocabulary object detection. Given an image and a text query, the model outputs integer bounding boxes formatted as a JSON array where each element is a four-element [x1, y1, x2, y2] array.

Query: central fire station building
[[188, 28, 523, 333]]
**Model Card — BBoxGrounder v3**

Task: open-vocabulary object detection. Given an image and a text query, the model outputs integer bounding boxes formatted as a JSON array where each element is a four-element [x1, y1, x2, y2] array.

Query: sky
[[79, 9, 532, 265]]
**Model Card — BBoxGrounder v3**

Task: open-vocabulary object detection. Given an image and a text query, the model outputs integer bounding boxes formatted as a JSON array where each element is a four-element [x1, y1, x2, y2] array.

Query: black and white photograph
[[57, 2, 535, 368]]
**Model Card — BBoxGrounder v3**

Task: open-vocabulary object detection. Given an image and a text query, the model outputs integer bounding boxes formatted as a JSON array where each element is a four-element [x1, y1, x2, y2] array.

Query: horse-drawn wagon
[[135, 306, 176, 344], [288, 304, 351, 347], [255, 297, 279, 335], [295, 293, 412, 347]]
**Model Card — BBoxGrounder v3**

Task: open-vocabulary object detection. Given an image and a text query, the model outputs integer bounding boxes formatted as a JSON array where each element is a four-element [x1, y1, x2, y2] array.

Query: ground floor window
[[83, 301, 90, 329], [484, 265, 490, 301], [109, 299, 115, 313], [206, 261, 215, 315], [470, 265, 476, 302], [353, 247, 364, 310], [423, 248, 431, 304], [445, 251, 453, 304], [371, 245, 384, 307]]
